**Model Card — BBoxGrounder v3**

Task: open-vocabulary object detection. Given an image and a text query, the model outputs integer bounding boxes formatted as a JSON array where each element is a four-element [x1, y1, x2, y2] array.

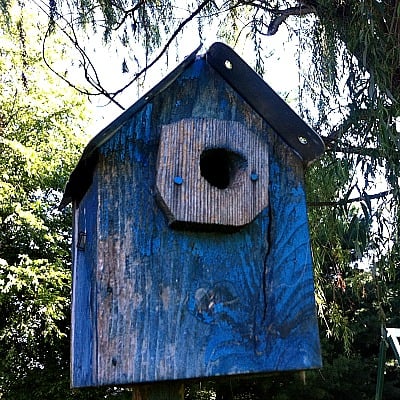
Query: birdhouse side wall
[[71, 172, 99, 387]]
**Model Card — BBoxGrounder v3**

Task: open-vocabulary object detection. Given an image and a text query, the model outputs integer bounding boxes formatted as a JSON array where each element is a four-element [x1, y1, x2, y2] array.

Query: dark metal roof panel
[[206, 42, 325, 162]]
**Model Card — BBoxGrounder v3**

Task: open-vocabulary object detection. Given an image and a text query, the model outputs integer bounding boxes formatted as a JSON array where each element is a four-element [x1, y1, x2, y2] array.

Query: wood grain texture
[[71, 172, 98, 387], [156, 118, 268, 228], [71, 57, 321, 387]]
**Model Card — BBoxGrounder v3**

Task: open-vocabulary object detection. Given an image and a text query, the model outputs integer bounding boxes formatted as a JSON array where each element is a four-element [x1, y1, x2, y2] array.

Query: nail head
[[250, 172, 259, 182], [174, 176, 183, 185], [298, 136, 308, 145]]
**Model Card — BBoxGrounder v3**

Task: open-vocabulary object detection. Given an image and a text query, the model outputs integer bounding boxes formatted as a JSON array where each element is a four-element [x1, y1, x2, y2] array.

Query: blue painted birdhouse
[[61, 42, 324, 388]]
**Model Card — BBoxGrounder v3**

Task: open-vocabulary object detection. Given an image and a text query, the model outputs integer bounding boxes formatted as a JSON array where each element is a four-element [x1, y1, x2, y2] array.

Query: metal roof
[[60, 42, 324, 208]]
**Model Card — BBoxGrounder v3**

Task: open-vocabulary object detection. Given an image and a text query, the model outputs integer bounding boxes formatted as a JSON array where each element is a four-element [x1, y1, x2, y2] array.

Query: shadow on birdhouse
[[61, 42, 325, 388]]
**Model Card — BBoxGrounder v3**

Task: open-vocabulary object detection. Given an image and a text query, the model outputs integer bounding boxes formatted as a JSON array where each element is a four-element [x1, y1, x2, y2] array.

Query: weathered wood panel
[[71, 57, 321, 387], [71, 172, 98, 387], [156, 118, 269, 228]]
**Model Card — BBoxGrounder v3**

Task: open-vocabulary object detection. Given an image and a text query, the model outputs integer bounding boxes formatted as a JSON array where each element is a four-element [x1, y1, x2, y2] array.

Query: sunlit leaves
[[0, 256, 70, 343], [0, 3, 91, 397]]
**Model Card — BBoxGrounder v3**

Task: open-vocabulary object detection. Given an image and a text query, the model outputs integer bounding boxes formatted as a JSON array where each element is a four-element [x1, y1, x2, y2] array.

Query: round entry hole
[[200, 148, 247, 189]]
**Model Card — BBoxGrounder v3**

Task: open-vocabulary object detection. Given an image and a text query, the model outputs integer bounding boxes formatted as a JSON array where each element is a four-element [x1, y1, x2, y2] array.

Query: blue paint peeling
[[180, 57, 204, 79]]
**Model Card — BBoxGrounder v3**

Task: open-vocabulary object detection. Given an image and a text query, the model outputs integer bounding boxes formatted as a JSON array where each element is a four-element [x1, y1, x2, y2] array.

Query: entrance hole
[[200, 148, 247, 189]]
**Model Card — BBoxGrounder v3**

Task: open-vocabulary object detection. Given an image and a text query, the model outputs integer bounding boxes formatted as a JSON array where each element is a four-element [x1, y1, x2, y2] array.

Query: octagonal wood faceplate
[[156, 118, 269, 228]]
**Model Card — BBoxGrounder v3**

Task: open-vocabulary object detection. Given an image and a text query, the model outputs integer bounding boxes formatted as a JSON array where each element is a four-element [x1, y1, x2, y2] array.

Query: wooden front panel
[[71, 57, 321, 387]]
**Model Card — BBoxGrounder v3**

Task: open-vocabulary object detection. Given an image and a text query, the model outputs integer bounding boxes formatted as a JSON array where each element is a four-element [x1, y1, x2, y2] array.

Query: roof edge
[[206, 42, 325, 163], [80, 43, 202, 163], [59, 44, 202, 209]]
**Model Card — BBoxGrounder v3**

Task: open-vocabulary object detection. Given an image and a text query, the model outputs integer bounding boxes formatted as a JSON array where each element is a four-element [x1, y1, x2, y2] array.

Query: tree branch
[[110, 0, 145, 32], [110, 0, 213, 98], [36, 0, 126, 110], [308, 190, 392, 207], [325, 145, 384, 158], [266, 3, 316, 35]]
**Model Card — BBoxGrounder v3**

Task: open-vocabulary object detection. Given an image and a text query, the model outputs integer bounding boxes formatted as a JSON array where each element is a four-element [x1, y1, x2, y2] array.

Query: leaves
[[0, 256, 70, 343], [0, 3, 92, 398]]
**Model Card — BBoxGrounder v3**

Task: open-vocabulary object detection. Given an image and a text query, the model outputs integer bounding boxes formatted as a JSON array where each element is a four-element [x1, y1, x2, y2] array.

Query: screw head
[[250, 172, 259, 182], [298, 136, 308, 145], [224, 59, 233, 70], [174, 176, 183, 185]]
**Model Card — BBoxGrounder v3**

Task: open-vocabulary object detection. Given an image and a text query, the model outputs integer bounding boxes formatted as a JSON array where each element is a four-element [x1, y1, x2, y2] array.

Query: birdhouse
[[61, 42, 325, 388]]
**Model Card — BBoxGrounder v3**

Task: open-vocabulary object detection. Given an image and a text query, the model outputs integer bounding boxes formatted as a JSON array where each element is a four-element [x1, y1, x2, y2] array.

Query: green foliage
[[301, 9, 400, 387], [1, 0, 400, 398], [184, 355, 380, 400], [0, 4, 90, 399]]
